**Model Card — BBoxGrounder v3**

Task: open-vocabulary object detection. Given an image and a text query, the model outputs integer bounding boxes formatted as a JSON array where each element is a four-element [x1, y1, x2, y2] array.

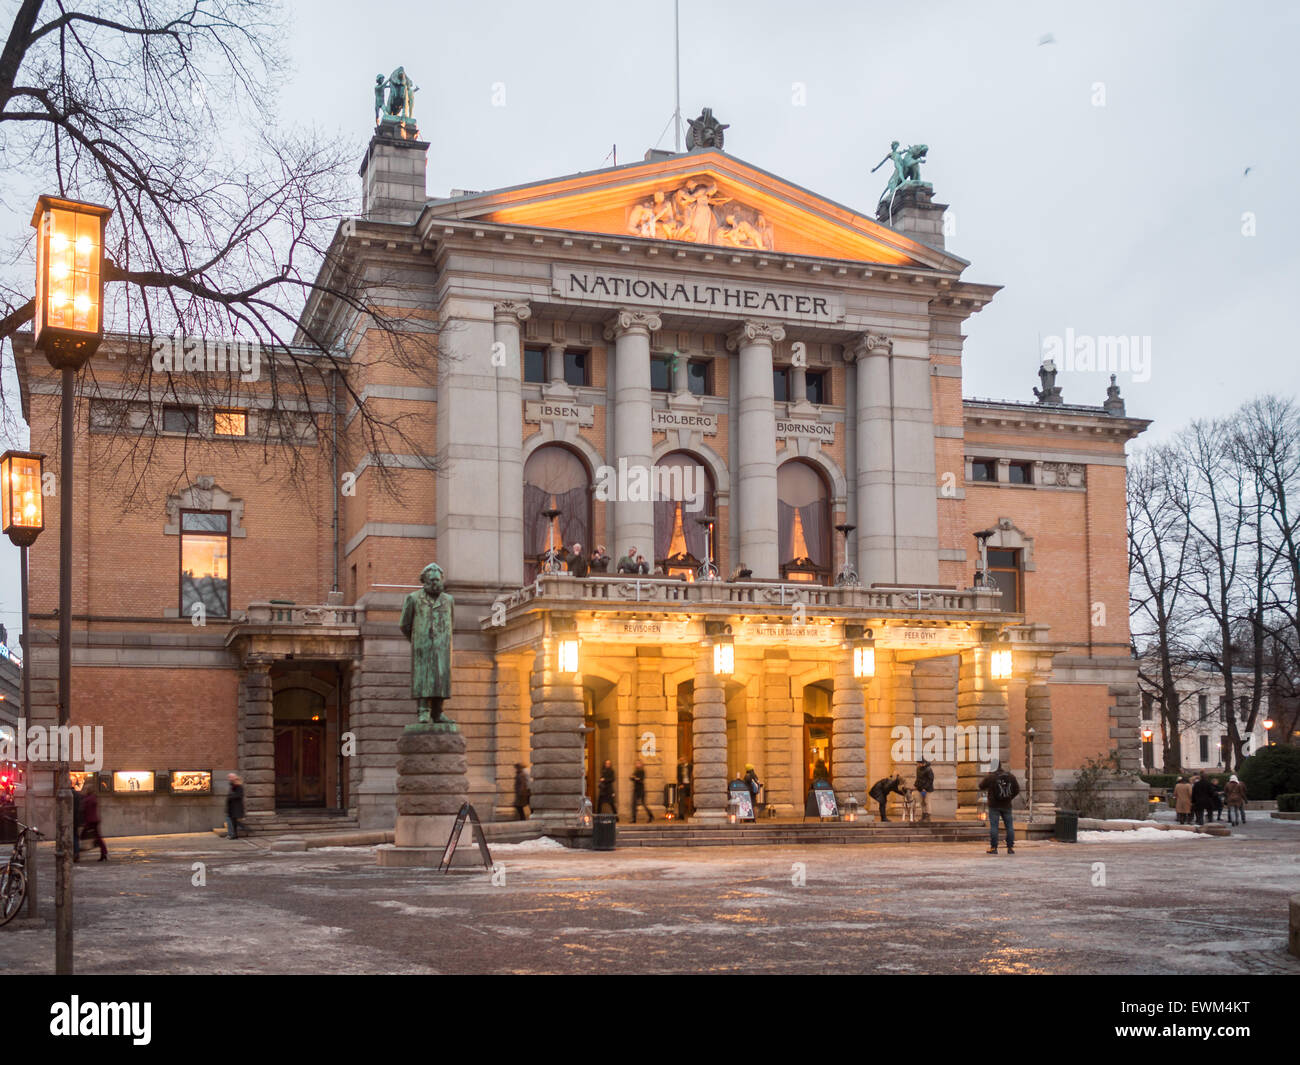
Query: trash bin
[[1055, 809, 1078, 843], [0, 803, 17, 844], [592, 813, 616, 851]]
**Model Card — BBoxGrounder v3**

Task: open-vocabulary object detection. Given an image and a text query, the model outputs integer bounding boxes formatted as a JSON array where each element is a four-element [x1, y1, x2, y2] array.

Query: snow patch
[[488, 836, 568, 853], [1077, 827, 1211, 843]]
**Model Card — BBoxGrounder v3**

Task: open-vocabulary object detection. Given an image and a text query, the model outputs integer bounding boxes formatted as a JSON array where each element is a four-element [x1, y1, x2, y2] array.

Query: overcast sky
[[0, 0, 1296, 640]]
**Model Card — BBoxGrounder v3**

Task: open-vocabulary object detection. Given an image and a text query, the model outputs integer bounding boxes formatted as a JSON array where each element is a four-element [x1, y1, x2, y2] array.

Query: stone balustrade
[[243, 601, 365, 627]]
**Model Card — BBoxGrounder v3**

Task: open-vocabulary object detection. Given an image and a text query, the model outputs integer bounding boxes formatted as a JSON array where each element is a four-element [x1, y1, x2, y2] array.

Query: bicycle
[[1, 820, 43, 927]]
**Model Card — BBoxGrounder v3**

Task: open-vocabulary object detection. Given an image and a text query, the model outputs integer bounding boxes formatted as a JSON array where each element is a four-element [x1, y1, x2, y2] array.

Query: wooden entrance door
[[274, 724, 326, 806]]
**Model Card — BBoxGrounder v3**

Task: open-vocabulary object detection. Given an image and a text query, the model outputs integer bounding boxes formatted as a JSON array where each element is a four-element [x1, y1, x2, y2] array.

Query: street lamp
[[1025, 726, 1035, 823], [1, 450, 43, 920], [846, 625, 875, 680], [1263, 718, 1275, 745], [706, 621, 734, 676], [32, 194, 111, 975]]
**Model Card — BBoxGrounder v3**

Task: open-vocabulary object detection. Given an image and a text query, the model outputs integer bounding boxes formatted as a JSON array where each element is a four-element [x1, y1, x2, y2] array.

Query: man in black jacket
[[979, 762, 1020, 854], [561, 542, 589, 578], [1191, 772, 1216, 827], [597, 759, 617, 817], [868, 774, 906, 822], [913, 759, 935, 823]]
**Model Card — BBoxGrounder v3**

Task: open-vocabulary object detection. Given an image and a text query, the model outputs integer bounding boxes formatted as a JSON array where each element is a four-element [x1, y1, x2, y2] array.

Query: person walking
[[1174, 776, 1193, 825], [913, 758, 935, 823], [225, 773, 248, 840], [978, 761, 1020, 855], [629, 760, 654, 823], [72, 778, 84, 862], [1224, 774, 1248, 825], [744, 763, 762, 814], [513, 763, 531, 821], [81, 781, 109, 861], [1191, 772, 1216, 827], [597, 759, 617, 817], [868, 774, 906, 822]]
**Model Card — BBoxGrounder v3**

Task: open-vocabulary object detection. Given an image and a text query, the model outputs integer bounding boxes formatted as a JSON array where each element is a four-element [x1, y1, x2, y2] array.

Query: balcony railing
[[487, 574, 1005, 622], [243, 601, 364, 627]]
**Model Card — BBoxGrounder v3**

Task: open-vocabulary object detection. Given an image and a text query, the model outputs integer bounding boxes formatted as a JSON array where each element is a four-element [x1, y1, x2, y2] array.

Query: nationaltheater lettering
[[553, 266, 843, 322]]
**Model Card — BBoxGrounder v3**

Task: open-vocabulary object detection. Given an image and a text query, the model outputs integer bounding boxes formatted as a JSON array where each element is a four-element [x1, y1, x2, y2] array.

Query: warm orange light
[[31, 195, 111, 367], [0, 450, 44, 546], [990, 648, 1013, 681], [1263, 718, 1274, 730]]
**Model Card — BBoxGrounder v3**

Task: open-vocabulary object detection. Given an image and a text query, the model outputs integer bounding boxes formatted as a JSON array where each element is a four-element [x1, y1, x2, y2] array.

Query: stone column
[[848, 332, 895, 586], [1025, 671, 1055, 813], [866, 652, 895, 790], [673, 352, 690, 394], [728, 321, 785, 579], [238, 660, 274, 816], [957, 647, 1010, 814], [528, 636, 585, 823], [692, 650, 727, 820], [762, 652, 796, 815], [605, 311, 660, 559], [547, 342, 566, 389], [914, 655, 959, 819], [635, 651, 668, 816], [789, 363, 807, 405], [495, 301, 529, 588], [831, 658, 867, 809]]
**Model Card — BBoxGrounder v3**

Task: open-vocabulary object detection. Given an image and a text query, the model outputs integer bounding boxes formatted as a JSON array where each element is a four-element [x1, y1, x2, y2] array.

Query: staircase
[[557, 819, 998, 848], [234, 809, 361, 838]]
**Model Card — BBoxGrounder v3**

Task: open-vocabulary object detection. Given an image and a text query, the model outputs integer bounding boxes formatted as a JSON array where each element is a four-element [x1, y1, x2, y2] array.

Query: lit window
[[162, 405, 198, 434], [214, 409, 247, 437], [180, 510, 230, 618]]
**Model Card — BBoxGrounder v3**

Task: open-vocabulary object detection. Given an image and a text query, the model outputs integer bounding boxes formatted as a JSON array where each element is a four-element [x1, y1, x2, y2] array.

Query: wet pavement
[[4, 818, 1298, 975]]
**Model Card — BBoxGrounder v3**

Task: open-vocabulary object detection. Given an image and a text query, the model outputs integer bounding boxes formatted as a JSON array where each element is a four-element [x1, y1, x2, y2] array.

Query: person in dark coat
[[560, 542, 590, 578], [589, 545, 610, 573], [72, 779, 84, 862], [81, 783, 108, 861], [629, 760, 654, 822], [978, 762, 1020, 854], [744, 763, 762, 811], [1191, 772, 1216, 826], [513, 763, 531, 821], [868, 774, 906, 822], [225, 773, 248, 840], [913, 759, 935, 823], [597, 759, 617, 817]]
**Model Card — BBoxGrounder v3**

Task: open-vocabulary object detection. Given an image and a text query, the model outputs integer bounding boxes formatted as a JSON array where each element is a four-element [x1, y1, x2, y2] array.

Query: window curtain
[[653, 499, 675, 562], [683, 509, 708, 561], [524, 484, 588, 557], [778, 501, 795, 563], [797, 502, 826, 568]]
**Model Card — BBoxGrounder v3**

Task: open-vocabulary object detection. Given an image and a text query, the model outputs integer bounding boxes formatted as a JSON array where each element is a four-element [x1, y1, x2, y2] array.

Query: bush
[[1059, 752, 1147, 818], [1277, 793, 1300, 813], [1238, 745, 1300, 800], [1140, 774, 1179, 790]]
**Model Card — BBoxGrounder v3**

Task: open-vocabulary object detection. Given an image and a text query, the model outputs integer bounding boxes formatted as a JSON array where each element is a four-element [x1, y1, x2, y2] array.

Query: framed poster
[[814, 787, 838, 819]]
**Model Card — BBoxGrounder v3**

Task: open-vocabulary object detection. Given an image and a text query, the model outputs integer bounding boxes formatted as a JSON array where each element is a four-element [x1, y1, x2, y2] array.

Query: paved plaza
[[5, 815, 1298, 976]]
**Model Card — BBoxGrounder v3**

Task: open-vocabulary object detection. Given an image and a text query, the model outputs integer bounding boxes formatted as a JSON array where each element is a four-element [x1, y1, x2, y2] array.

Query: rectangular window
[[563, 349, 589, 387], [687, 359, 711, 397], [987, 548, 1022, 611], [162, 405, 198, 434], [523, 346, 546, 384], [1218, 698, 1227, 724], [1198, 693, 1208, 718], [1007, 462, 1031, 485], [650, 355, 673, 393], [805, 370, 828, 405], [214, 409, 247, 437], [1239, 696, 1249, 722], [1141, 692, 1154, 720], [971, 459, 996, 482], [1198, 734, 1209, 763], [180, 510, 230, 618], [773, 367, 789, 403]]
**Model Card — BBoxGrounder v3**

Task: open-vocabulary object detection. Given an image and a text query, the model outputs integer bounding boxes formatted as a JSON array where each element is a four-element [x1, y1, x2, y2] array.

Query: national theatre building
[[15, 107, 1149, 835]]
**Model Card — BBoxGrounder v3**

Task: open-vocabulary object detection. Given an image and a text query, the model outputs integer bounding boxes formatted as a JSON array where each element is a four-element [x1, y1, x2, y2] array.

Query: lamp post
[[31, 194, 111, 975], [694, 514, 719, 581], [1025, 725, 1035, 824], [1262, 718, 1274, 746], [541, 506, 562, 574], [1, 450, 44, 918], [834, 523, 858, 587]]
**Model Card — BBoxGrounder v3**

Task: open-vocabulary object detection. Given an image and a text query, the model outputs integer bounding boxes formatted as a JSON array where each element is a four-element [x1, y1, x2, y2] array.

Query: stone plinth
[[377, 723, 478, 868]]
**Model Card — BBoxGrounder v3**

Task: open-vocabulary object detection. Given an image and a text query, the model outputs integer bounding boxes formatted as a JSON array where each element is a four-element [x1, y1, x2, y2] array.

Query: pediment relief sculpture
[[627, 178, 775, 250]]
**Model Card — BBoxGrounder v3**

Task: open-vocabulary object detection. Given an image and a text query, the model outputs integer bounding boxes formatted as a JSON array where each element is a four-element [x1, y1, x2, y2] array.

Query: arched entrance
[[803, 679, 834, 793]]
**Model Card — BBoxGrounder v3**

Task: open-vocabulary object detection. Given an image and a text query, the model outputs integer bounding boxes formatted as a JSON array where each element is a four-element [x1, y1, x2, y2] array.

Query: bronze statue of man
[[400, 563, 454, 725]]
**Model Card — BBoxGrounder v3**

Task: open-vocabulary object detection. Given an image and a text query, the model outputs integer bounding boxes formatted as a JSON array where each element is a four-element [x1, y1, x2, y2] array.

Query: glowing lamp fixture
[[1263, 718, 1274, 731], [0, 450, 44, 547], [31, 195, 112, 369], [846, 625, 875, 680], [706, 621, 735, 676], [990, 647, 1013, 681], [1141, 728, 1153, 741], [844, 795, 859, 822], [556, 637, 580, 675]]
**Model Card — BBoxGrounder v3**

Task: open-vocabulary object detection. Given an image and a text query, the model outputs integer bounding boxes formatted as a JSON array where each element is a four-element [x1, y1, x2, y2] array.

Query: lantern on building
[[31, 196, 112, 368], [556, 636, 580, 675], [576, 795, 593, 829], [727, 793, 740, 824], [706, 621, 734, 676], [0, 451, 44, 547], [847, 625, 874, 679], [989, 642, 1013, 681]]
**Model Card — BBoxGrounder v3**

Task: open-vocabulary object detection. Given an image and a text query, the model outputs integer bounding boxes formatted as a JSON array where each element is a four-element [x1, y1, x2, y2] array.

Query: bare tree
[[0, 0, 436, 506]]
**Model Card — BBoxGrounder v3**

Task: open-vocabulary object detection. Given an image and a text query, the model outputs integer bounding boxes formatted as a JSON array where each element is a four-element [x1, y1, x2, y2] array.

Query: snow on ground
[[1076, 827, 1211, 843], [488, 836, 567, 852]]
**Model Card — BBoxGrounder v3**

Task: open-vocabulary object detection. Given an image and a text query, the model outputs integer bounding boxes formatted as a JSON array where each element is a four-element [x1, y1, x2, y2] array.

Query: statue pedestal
[[376, 723, 478, 869]]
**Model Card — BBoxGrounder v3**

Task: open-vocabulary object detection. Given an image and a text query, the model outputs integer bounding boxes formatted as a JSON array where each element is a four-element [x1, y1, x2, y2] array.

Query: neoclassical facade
[[15, 121, 1148, 833]]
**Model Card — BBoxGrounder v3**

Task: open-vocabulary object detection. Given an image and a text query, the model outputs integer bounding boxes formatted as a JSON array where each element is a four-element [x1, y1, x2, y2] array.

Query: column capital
[[844, 331, 893, 361], [493, 300, 531, 325], [603, 310, 661, 341], [726, 320, 786, 351]]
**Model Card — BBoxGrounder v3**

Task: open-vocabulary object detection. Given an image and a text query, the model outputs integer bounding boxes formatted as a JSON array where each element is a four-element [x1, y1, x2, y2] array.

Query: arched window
[[778, 459, 830, 584], [523, 445, 591, 582], [653, 451, 716, 580]]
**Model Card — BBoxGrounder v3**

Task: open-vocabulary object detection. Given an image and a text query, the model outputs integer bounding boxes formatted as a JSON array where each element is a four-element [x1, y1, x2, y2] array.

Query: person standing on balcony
[[561, 542, 590, 578]]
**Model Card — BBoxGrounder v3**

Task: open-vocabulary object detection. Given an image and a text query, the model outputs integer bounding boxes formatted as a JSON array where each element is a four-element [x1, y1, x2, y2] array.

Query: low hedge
[[1140, 774, 1179, 789], [1277, 793, 1300, 813]]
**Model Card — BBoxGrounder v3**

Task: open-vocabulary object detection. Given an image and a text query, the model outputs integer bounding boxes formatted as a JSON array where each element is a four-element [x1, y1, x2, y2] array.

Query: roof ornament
[[1033, 359, 1064, 405], [872, 140, 931, 224], [1104, 373, 1126, 416], [685, 107, 729, 151], [374, 66, 419, 137]]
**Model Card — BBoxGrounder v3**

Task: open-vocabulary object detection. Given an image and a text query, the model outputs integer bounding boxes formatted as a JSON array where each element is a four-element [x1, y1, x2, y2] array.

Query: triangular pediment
[[424, 150, 959, 269]]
